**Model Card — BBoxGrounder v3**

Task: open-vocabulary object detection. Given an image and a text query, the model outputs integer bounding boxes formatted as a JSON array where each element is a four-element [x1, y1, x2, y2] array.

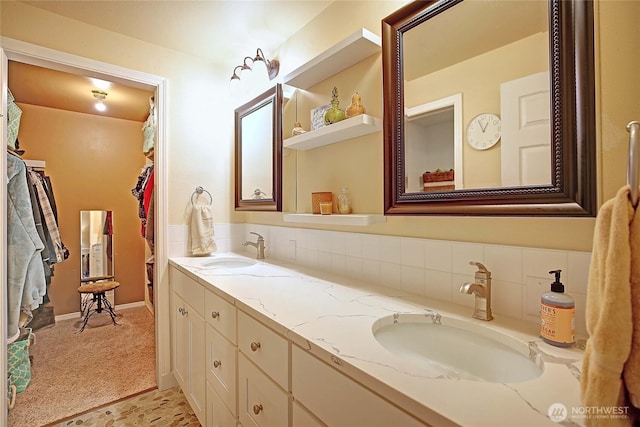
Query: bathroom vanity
[[169, 254, 584, 427]]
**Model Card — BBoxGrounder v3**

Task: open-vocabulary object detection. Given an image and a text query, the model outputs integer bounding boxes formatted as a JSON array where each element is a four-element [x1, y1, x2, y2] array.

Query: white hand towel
[[190, 204, 216, 256]]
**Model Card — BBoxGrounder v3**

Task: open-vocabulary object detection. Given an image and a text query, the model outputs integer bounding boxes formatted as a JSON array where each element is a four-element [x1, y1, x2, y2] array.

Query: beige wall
[[3, 0, 640, 256], [248, 0, 640, 253], [15, 103, 147, 314]]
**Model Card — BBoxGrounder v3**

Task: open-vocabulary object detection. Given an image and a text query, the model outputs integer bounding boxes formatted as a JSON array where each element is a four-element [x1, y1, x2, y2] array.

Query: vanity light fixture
[[92, 90, 108, 112], [229, 48, 280, 82]]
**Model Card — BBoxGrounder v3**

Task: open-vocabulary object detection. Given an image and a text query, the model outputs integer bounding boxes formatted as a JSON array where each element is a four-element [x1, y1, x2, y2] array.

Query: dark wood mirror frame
[[234, 84, 283, 211], [382, 0, 596, 216]]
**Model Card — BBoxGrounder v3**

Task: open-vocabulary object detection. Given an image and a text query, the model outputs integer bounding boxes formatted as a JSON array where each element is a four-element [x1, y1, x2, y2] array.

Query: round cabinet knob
[[211, 311, 220, 319], [213, 360, 221, 368], [250, 341, 261, 352], [253, 404, 263, 415]]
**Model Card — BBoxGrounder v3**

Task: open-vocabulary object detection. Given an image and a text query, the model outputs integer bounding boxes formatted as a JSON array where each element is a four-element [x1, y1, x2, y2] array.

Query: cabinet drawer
[[206, 289, 237, 343], [206, 324, 237, 416], [292, 345, 426, 427], [207, 381, 238, 427], [238, 311, 289, 390], [239, 354, 290, 427], [170, 267, 205, 316]]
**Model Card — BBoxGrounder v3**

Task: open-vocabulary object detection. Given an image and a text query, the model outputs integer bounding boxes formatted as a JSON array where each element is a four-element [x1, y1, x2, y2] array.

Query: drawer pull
[[250, 341, 261, 352], [213, 360, 221, 368], [253, 404, 263, 415], [178, 307, 188, 316], [211, 311, 220, 319]]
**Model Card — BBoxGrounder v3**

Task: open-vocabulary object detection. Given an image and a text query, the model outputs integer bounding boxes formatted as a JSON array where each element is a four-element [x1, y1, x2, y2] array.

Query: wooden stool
[[77, 281, 120, 332]]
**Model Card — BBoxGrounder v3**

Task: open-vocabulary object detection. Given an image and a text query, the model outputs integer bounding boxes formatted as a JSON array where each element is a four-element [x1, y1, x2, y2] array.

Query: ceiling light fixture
[[92, 90, 108, 112], [230, 48, 279, 82]]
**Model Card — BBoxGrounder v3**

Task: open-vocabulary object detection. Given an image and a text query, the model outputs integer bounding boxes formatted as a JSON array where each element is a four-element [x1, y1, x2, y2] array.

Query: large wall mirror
[[382, 0, 596, 215], [235, 84, 283, 211]]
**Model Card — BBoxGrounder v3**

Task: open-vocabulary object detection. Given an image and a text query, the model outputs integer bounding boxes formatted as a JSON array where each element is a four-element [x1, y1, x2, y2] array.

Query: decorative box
[[422, 170, 455, 192], [311, 192, 333, 214]]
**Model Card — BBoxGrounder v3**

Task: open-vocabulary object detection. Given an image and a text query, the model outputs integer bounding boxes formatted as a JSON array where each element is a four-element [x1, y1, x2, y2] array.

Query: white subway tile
[[331, 232, 347, 255], [522, 248, 568, 283], [401, 238, 425, 268], [567, 251, 591, 295], [425, 270, 452, 302], [401, 266, 425, 295], [485, 245, 523, 284], [572, 292, 587, 339], [452, 243, 484, 274], [362, 259, 381, 285], [380, 236, 402, 264], [345, 256, 363, 280], [345, 233, 363, 258], [425, 240, 453, 272], [318, 251, 332, 271], [331, 254, 347, 276], [491, 280, 523, 320], [380, 262, 402, 291], [361, 234, 381, 260]]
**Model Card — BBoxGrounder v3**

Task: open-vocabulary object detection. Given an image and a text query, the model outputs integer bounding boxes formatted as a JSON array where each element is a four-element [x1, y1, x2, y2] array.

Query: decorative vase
[[291, 122, 306, 136], [324, 86, 346, 125], [337, 187, 352, 214], [346, 92, 366, 118]]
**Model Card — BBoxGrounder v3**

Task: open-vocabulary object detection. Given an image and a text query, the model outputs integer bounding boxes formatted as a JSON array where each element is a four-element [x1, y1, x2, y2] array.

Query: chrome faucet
[[459, 261, 493, 321], [242, 232, 265, 259]]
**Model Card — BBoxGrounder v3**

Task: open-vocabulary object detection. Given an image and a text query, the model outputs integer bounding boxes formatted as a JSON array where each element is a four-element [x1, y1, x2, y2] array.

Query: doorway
[[1, 37, 171, 425]]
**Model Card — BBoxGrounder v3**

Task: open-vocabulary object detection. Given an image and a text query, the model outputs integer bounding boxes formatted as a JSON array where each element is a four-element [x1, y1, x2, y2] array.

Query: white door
[[500, 71, 551, 187], [1, 47, 8, 427]]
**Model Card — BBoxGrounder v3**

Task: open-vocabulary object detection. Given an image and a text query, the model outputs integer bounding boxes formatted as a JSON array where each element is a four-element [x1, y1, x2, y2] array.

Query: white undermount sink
[[201, 257, 257, 269], [372, 313, 543, 383]]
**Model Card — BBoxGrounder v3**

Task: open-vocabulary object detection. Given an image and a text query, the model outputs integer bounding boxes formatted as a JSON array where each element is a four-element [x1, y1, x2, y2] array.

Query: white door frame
[[0, 37, 173, 424]]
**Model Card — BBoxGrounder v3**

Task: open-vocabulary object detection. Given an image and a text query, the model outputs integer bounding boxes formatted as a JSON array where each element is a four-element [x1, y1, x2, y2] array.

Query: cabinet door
[[239, 354, 290, 427], [173, 292, 206, 424], [207, 381, 238, 427], [173, 293, 189, 390], [292, 346, 426, 427], [190, 308, 206, 423], [207, 323, 238, 416]]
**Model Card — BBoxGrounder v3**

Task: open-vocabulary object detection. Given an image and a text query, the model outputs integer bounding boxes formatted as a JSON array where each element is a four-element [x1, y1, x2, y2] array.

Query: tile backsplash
[[169, 223, 591, 338]]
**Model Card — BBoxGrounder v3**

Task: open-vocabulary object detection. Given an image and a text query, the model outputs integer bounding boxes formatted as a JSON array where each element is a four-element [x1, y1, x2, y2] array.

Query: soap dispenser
[[540, 269, 575, 347]]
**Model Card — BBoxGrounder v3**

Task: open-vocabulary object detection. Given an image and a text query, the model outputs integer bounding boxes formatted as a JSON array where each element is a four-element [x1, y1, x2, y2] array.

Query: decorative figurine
[[323, 86, 346, 125], [291, 122, 306, 136], [346, 92, 366, 118]]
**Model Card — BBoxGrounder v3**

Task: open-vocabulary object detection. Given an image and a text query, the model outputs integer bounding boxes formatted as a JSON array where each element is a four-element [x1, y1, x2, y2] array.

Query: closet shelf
[[283, 213, 386, 226], [283, 114, 381, 151], [282, 28, 381, 90]]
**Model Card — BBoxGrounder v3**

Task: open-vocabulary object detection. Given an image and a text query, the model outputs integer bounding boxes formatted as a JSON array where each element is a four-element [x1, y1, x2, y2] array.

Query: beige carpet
[[8, 305, 156, 427]]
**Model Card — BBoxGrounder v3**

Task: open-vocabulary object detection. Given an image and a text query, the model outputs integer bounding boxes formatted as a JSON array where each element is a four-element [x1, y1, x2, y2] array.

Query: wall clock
[[466, 113, 501, 150]]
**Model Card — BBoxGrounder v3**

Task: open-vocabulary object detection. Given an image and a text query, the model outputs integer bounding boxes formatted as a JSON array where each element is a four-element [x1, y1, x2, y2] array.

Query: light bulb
[[95, 101, 106, 112]]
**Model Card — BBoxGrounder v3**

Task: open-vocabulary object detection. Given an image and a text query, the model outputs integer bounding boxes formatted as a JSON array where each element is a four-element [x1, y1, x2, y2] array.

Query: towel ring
[[191, 186, 212, 206]]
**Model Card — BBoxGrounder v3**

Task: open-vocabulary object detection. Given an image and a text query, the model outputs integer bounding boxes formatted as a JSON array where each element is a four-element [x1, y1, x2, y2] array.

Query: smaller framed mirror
[[235, 84, 283, 211], [80, 210, 114, 281]]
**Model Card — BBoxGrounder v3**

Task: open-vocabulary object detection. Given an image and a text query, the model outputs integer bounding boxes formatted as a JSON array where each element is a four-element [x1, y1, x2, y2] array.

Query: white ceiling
[[9, 0, 334, 120]]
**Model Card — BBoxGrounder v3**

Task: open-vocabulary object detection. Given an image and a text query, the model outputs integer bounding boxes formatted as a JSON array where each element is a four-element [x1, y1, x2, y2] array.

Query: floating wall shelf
[[282, 28, 381, 90], [283, 213, 386, 226], [283, 114, 381, 151]]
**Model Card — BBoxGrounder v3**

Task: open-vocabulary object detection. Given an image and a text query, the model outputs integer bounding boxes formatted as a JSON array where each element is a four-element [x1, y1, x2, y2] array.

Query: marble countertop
[[169, 253, 585, 427]]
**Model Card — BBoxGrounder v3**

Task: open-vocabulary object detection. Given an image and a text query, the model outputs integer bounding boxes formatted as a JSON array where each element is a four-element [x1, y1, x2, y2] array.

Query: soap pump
[[540, 269, 575, 347]]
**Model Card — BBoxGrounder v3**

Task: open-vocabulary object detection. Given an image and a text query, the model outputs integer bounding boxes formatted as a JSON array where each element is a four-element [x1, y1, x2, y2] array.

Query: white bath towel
[[190, 204, 217, 256]]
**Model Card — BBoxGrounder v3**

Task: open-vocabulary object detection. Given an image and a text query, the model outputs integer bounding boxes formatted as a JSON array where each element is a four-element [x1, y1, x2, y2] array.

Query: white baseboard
[[54, 300, 146, 322]]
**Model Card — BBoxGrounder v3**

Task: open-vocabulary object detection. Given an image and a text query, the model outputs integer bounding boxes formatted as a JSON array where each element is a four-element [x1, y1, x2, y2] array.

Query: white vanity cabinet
[[205, 289, 238, 424], [292, 345, 427, 427], [237, 310, 291, 427], [170, 267, 206, 423]]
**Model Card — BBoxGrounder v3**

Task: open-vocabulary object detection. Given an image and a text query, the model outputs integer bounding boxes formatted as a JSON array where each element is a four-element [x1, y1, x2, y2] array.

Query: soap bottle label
[[540, 302, 575, 344]]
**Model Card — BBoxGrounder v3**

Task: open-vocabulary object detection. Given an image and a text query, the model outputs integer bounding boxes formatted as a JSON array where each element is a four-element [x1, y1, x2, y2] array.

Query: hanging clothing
[[7, 90, 23, 151], [141, 97, 155, 156], [28, 170, 68, 263], [6, 152, 46, 342], [581, 185, 640, 426], [132, 164, 154, 236]]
